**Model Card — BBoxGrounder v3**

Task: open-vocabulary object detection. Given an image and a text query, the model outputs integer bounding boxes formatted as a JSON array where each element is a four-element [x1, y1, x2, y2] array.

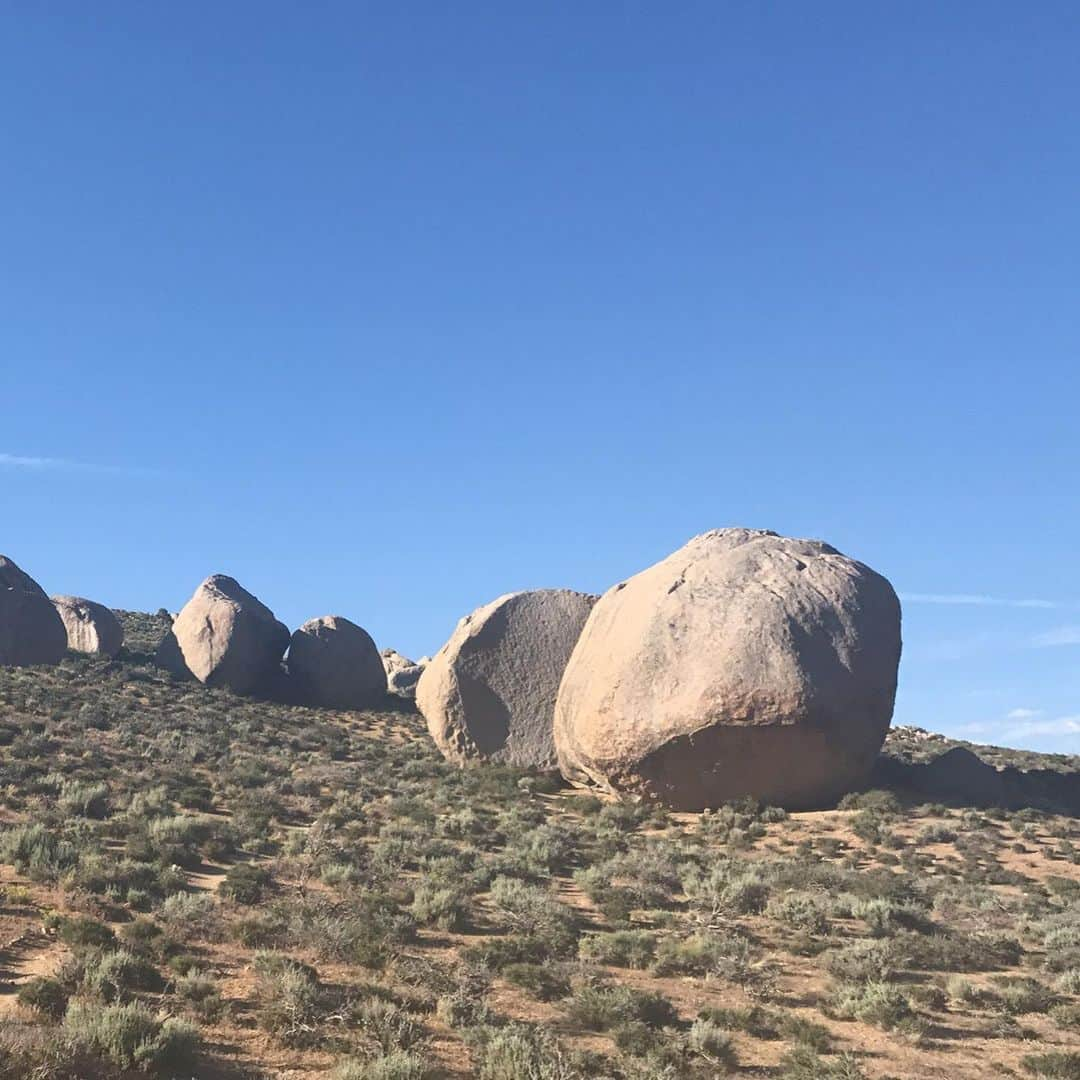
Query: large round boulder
[[381, 648, 426, 699], [52, 595, 124, 658], [289, 616, 386, 709], [554, 529, 902, 811], [156, 574, 289, 695], [0, 556, 67, 666], [417, 589, 597, 770]]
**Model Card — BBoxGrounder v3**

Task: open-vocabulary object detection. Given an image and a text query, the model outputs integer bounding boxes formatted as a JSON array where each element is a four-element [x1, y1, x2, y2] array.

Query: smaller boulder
[[157, 575, 289, 695], [0, 556, 67, 666], [381, 648, 426, 699], [289, 616, 387, 709], [52, 596, 124, 658], [417, 589, 597, 770]]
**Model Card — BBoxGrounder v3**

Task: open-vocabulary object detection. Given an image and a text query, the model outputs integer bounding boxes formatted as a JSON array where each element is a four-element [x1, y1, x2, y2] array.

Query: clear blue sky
[[3, 4, 1078, 753]]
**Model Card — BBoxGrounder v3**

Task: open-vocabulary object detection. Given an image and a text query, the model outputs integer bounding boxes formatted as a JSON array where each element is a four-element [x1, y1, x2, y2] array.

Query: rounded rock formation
[[381, 648, 426, 699], [554, 529, 902, 811], [156, 574, 289, 695], [52, 595, 124, 658], [0, 556, 67, 666], [417, 589, 597, 770], [289, 616, 386, 709]]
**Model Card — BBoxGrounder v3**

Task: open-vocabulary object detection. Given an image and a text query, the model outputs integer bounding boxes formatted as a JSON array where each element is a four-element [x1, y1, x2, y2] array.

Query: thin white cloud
[[0, 452, 157, 477], [1006, 707, 1042, 720], [0, 453, 69, 469], [902, 592, 1059, 610], [1031, 626, 1080, 647], [1004, 714, 1080, 739], [902, 593, 997, 605]]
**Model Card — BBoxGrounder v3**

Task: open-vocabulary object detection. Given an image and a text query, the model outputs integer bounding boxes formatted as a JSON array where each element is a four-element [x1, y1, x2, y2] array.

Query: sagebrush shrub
[[579, 930, 656, 969]]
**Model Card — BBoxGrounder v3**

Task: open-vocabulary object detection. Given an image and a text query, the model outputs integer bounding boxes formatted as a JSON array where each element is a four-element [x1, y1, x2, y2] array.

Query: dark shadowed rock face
[[554, 528, 902, 811], [875, 747, 1080, 816], [417, 589, 597, 770], [156, 574, 289, 695], [288, 616, 386, 709], [0, 556, 67, 667], [52, 595, 124, 658]]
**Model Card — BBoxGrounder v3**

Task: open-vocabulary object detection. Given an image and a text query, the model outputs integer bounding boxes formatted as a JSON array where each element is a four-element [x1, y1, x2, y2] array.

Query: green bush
[[174, 969, 226, 1021], [1021, 1053, 1080, 1079], [252, 951, 326, 1046], [82, 948, 162, 1001], [653, 930, 751, 977], [565, 983, 677, 1031], [686, 1017, 737, 1067], [220, 862, 272, 904], [354, 996, 427, 1052], [829, 980, 916, 1031], [330, 1053, 429, 1080], [469, 1024, 582, 1080], [16, 975, 68, 1018], [487, 876, 578, 956], [410, 880, 471, 931], [825, 941, 894, 984], [779, 1047, 867, 1080], [50, 913, 116, 951], [579, 930, 656, 969], [767, 893, 830, 935], [990, 976, 1058, 1015], [503, 962, 570, 1001], [0, 823, 78, 880], [157, 891, 219, 939], [63, 999, 199, 1072]]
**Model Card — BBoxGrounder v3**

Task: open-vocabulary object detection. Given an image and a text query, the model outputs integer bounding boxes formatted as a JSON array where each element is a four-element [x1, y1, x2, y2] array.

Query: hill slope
[[0, 640, 1077, 1079]]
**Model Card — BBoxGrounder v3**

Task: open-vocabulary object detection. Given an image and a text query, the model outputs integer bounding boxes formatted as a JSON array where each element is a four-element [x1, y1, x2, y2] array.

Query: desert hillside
[[0, 621, 1078, 1080]]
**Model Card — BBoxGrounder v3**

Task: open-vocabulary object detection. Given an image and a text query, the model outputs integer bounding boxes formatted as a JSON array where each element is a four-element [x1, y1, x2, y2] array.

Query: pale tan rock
[[52, 595, 124, 658], [417, 589, 596, 769], [554, 529, 902, 810], [156, 574, 288, 695], [289, 616, 386, 709], [381, 648, 425, 698], [0, 556, 67, 666]]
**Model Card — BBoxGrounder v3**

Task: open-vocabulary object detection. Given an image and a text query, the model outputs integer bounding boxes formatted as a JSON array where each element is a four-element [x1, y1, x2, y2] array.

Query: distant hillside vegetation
[[112, 608, 173, 658]]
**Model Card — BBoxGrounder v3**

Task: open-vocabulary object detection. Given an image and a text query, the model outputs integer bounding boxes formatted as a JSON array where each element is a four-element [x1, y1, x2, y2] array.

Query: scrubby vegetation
[[0, 633, 1077, 1077]]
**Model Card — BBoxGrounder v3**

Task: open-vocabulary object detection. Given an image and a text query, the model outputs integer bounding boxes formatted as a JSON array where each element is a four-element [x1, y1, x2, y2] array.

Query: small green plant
[[468, 1023, 582, 1080], [63, 999, 199, 1072], [220, 862, 272, 904], [1021, 1052, 1080, 1079], [16, 975, 68, 1018], [686, 1017, 737, 1068], [503, 962, 570, 1001], [579, 930, 656, 969], [330, 1053, 429, 1080], [565, 982, 677, 1031], [82, 948, 162, 1001], [829, 980, 916, 1031]]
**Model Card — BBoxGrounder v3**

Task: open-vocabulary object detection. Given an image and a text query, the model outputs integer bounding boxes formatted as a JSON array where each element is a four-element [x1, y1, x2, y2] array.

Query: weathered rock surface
[[52, 595, 124, 658], [554, 528, 902, 811], [156, 575, 289, 695], [417, 590, 596, 769], [289, 616, 386, 709], [381, 648, 426, 698], [0, 557, 67, 666]]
